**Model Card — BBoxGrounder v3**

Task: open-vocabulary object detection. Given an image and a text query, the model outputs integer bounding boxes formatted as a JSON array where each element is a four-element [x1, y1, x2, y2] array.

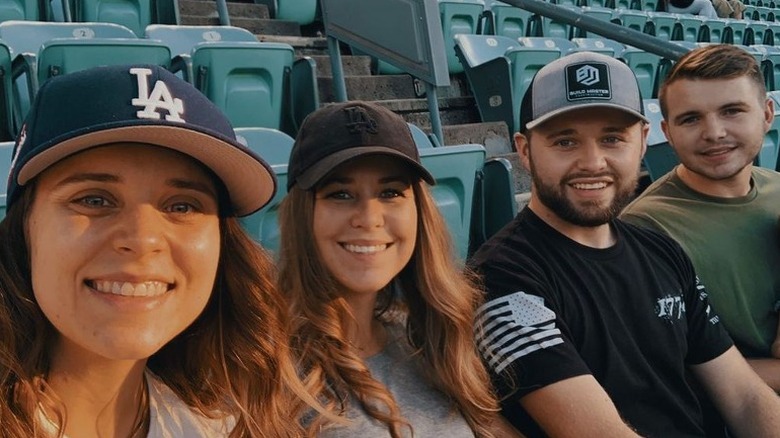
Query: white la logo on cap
[[575, 65, 600, 86], [130, 67, 185, 122]]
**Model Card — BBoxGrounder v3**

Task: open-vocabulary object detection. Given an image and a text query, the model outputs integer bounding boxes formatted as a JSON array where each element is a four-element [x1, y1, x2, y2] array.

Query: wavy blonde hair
[[279, 179, 500, 437], [0, 183, 315, 437]]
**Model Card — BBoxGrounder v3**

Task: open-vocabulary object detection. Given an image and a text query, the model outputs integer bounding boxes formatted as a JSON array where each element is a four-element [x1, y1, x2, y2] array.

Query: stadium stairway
[[175, 0, 533, 209]]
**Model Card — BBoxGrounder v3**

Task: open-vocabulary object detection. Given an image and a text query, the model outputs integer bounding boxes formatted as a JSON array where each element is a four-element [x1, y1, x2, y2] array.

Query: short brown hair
[[659, 44, 766, 118]]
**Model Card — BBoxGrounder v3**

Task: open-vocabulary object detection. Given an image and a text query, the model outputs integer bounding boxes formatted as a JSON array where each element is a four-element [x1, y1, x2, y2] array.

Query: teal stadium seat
[[487, 0, 537, 38], [767, 91, 780, 170], [234, 126, 295, 166], [676, 15, 707, 42], [577, 6, 618, 38], [620, 46, 663, 98], [189, 41, 292, 131], [614, 9, 651, 34], [276, 0, 318, 25], [469, 157, 517, 255], [752, 45, 780, 91], [749, 21, 773, 45], [438, 0, 485, 74], [144, 24, 258, 82], [0, 41, 12, 142], [641, 98, 678, 180], [645, 12, 683, 40], [725, 19, 750, 45], [243, 143, 486, 261], [408, 122, 439, 148], [537, 4, 580, 38], [571, 37, 626, 57], [0, 141, 13, 220], [0, 20, 138, 137], [0, 0, 47, 22], [68, 0, 152, 36], [704, 17, 728, 43]]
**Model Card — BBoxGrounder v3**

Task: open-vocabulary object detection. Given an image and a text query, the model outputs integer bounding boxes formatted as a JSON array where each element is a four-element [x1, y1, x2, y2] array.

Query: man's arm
[[746, 358, 780, 392], [691, 346, 780, 437], [520, 375, 641, 438]]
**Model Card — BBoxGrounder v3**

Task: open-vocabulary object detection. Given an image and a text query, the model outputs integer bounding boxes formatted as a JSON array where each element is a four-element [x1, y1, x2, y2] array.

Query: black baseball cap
[[6, 64, 276, 217], [519, 51, 648, 132], [287, 101, 435, 190]]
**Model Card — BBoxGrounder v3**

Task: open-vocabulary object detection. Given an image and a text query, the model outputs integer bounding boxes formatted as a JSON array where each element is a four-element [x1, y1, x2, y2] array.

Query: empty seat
[[439, 0, 485, 74], [239, 163, 289, 255], [487, 1, 536, 38], [620, 46, 663, 98], [571, 37, 626, 57], [0, 0, 45, 22], [0, 41, 12, 142], [408, 122, 439, 148], [641, 99, 677, 180], [676, 15, 707, 42], [234, 126, 295, 166], [577, 6, 617, 38], [70, 0, 152, 36], [276, 0, 318, 25], [614, 9, 651, 34], [703, 17, 729, 43], [469, 157, 517, 255], [645, 12, 683, 40], [0, 140, 14, 220]]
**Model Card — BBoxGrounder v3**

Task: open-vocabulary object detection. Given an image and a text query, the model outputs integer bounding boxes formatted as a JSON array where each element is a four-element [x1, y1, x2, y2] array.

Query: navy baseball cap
[[519, 51, 648, 132], [6, 64, 276, 217], [287, 101, 435, 190]]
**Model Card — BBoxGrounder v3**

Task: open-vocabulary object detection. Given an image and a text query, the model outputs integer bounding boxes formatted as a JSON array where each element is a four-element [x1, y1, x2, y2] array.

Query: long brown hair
[[0, 183, 311, 437], [279, 180, 500, 437]]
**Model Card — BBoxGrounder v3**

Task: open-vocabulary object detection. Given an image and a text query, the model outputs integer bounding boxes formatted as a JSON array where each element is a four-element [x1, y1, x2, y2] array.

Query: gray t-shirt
[[319, 327, 475, 437]]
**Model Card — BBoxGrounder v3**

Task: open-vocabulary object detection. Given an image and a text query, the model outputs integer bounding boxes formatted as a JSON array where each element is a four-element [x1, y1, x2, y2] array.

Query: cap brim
[[525, 103, 649, 131], [17, 125, 276, 217], [295, 146, 436, 190]]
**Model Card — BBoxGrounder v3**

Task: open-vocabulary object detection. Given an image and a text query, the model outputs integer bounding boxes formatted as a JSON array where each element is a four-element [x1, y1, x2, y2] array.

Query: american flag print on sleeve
[[475, 291, 564, 373]]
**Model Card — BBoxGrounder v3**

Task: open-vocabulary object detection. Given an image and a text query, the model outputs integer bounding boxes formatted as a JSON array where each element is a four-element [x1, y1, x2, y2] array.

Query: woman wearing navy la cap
[[0, 65, 318, 437]]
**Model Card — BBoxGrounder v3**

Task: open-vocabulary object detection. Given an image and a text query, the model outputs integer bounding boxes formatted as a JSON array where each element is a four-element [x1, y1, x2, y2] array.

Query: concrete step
[[310, 55, 372, 77], [180, 16, 301, 35], [179, 0, 270, 19], [386, 96, 480, 128], [318, 75, 419, 102], [442, 122, 512, 155], [256, 35, 328, 56]]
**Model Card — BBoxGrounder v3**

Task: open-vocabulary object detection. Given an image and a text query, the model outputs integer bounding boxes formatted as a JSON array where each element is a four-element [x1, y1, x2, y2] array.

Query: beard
[[530, 162, 639, 227]]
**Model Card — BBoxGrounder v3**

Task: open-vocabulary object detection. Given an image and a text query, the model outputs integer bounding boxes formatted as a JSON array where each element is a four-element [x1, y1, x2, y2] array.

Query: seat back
[[409, 122, 437, 148], [704, 18, 728, 43], [0, 41, 12, 142], [490, 1, 535, 39], [571, 37, 625, 57], [36, 38, 172, 84], [506, 42, 566, 132], [234, 127, 295, 166], [190, 41, 294, 130], [439, 0, 485, 74], [276, 0, 318, 25], [239, 164, 289, 256], [0, 20, 138, 56], [0, 140, 13, 220], [577, 6, 617, 38], [0, 0, 42, 22], [646, 12, 682, 41], [144, 24, 258, 58], [469, 156, 517, 255], [73, 0, 152, 36], [620, 47, 662, 98], [676, 15, 707, 42], [420, 143, 485, 260], [615, 10, 650, 34], [642, 98, 677, 180]]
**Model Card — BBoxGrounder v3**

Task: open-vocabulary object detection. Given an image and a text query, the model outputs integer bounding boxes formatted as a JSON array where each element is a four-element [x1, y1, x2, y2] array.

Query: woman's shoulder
[[146, 371, 236, 438]]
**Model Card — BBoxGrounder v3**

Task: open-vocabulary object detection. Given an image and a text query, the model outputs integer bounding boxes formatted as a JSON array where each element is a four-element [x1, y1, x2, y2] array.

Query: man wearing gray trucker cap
[[469, 51, 780, 437]]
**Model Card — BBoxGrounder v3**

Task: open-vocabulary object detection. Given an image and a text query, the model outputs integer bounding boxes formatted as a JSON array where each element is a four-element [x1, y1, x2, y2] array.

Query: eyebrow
[[673, 101, 748, 124], [545, 126, 630, 139], [319, 175, 411, 187], [54, 173, 217, 197]]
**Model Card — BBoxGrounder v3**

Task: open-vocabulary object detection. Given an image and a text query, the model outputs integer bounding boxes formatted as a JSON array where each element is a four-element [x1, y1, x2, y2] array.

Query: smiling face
[[661, 76, 773, 195], [27, 144, 221, 364], [517, 107, 648, 229], [312, 155, 418, 303]]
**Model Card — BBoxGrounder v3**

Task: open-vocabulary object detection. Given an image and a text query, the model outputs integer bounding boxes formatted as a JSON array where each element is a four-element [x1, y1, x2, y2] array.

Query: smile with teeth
[[570, 182, 609, 190], [342, 243, 389, 254], [89, 280, 170, 297]]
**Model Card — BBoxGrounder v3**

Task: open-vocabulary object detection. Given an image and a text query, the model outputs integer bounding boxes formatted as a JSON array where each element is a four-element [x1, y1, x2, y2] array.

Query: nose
[[350, 197, 384, 229], [112, 204, 167, 256], [576, 142, 608, 172], [701, 115, 727, 141]]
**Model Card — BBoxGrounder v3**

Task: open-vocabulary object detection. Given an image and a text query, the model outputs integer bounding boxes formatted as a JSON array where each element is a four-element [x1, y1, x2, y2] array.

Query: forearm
[[722, 387, 780, 437], [747, 358, 780, 392]]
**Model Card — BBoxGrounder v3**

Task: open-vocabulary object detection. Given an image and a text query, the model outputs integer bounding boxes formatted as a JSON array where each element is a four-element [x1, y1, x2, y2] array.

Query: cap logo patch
[[130, 67, 185, 122], [343, 106, 378, 134], [565, 62, 611, 101]]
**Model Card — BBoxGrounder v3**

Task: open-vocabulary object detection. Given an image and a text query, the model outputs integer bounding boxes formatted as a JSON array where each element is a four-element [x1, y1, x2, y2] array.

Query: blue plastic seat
[[277, 0, 319, 25], [240, 163, 289, 256], [645, 12, 683, 40], [620, 46, 663, 98], [0, 41, 12, 142], [641, 99, 677, 181], [571, 37, 626, 57], [614, 9, 651, 34], [469, 156, 517, 255], [486, 0, 536, 38], [676, 15, 707, 42], [439, 0, 485, 74], [576, 6, 617, 38], [69, 0, 152, 36], [0, 141, 14, 220], [0, 0, 46, 22], [408, 122, 438, 148], [234, 127, 295, 166], [704, 17, 729, 43]]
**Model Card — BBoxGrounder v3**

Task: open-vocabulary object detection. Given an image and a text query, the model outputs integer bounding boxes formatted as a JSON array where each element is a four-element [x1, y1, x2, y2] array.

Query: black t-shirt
[[469, 208, 733, 438]]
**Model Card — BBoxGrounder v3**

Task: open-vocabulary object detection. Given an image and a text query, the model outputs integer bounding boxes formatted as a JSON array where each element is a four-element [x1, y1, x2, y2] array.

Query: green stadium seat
[[614, 9, 652, 34], [488, 1, 536, 38], [0, 41, 12, 142], [0, 0, 46, 22], [768, 91, 780, 170], [537, 5, 580, 38], [277, 0, 318, 25], [439, 0, 487, 74], [676, 15, 707, 42], [239, 163, 288, 256], [144, 24, 258, 82], [620, 46, 663, 98], [577, 6, 618, 38], [571, 37, 626, 57], [234, 127, 295, 166], [725, 19, 751, 44], [645, 12, 683, 40], [0, 141, 14, 220], [68, 0, 152, 36], [767, 22, 780, 45], [187, 41, 301, 132], [0, 21, 138, 137], [703, 17, 729, 43], [641, 99, 678, 181], [469, 157, 517, 255], [752, 44, 780, 91], [409, 122, 438, 148]]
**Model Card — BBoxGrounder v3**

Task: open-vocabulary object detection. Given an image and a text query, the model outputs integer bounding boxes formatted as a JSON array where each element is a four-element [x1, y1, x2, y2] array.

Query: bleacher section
[[3, 0, 780, 256]]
